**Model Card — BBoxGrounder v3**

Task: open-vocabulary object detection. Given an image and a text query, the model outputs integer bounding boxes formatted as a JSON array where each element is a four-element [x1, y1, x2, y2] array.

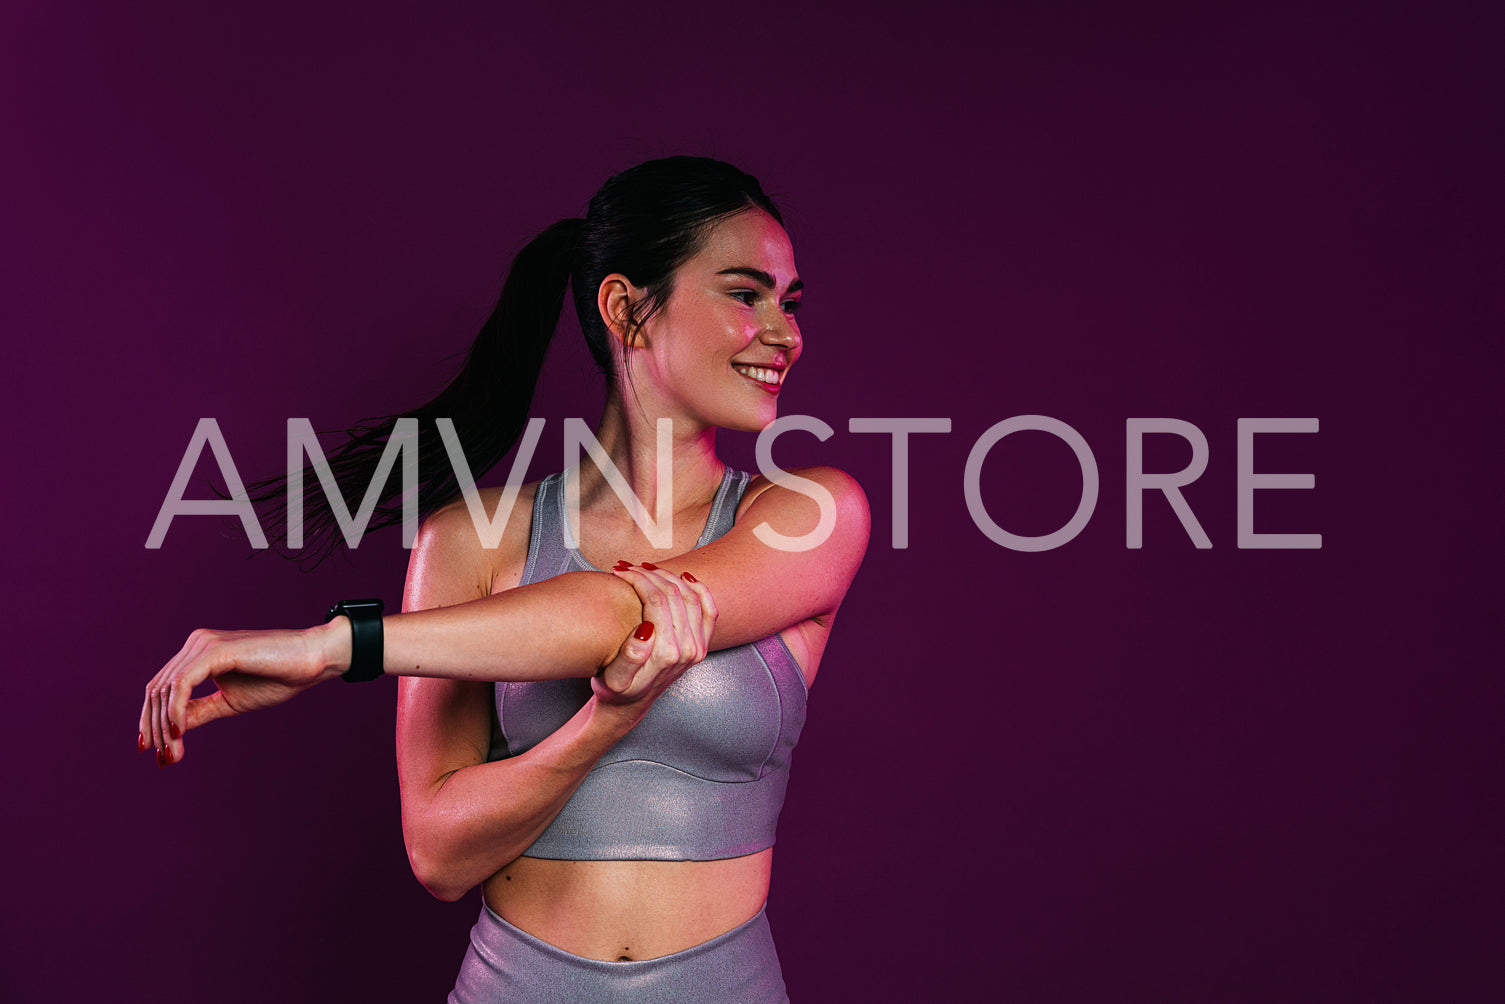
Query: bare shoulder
[[403, 481, 541, 611], [737, 466, 870, 541], [734, 465, 870, 595]]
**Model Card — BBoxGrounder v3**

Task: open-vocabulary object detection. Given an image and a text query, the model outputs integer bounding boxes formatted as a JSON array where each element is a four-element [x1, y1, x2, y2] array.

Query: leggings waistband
[[449, 901, 789, 1003]]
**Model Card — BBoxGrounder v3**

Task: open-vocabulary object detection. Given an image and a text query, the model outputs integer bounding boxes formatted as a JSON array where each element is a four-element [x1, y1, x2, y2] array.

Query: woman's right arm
[[397, 676, 639, 901], [396, 503, 713, 902]]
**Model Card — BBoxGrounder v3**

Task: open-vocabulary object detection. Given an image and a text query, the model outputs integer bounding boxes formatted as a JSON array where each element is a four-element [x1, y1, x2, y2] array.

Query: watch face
[[327, 598, 384, 621]]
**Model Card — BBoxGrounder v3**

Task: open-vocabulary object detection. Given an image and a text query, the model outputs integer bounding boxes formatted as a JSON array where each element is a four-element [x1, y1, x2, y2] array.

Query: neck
[[574, 388, 725, 517]]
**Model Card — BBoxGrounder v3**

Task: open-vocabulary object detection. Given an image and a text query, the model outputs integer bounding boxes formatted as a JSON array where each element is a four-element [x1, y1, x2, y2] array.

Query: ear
[[597, 274, 644, 348]]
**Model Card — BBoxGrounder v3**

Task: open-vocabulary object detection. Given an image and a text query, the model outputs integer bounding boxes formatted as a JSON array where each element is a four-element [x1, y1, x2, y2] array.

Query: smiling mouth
[[732, 364, 784, 388]]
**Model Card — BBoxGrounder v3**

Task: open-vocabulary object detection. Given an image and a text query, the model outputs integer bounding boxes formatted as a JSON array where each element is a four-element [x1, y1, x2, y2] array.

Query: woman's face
[[631, 209, 803, 433]]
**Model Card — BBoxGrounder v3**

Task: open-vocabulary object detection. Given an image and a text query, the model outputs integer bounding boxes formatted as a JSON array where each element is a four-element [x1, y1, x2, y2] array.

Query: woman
[[139, 156, 869, 1001]]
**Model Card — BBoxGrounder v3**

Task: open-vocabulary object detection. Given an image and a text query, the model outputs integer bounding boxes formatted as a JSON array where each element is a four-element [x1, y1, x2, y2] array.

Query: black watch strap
[[326, 598, 385, 683]]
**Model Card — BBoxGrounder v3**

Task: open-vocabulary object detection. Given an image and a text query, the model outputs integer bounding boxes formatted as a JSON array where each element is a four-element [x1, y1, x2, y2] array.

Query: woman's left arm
[[142, 467, 868, 758], [376, 466, 872, 668], [379, 466, 870, 668]]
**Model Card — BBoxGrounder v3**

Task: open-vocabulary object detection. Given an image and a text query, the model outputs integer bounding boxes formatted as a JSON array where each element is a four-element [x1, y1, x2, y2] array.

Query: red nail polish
[[633, 622, 654, 642], [613, 561, 633, 570], [163, 746, 175, 765], [640, 561, 659, 570], [138, 733, 146, 752], [169, 721, 181, 740], [156, 749, 165, 768], [680, 571, 698, 583]]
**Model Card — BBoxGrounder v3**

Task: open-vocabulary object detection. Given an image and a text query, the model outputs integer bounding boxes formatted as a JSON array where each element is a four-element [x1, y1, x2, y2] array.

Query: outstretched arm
[[382, 466, 869, 675], [141, 467, 868, 762]]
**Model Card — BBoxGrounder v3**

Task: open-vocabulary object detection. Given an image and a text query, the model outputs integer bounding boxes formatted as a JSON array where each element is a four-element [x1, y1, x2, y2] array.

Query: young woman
[[139, 156, 869, 1001]]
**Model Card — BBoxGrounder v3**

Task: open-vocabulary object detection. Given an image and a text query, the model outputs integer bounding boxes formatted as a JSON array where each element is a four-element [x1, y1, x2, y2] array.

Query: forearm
[[319, 571, 644, 684], [403, 695, 641, 901]]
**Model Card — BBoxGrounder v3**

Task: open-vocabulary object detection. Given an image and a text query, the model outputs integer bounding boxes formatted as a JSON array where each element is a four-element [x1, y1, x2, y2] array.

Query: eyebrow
[[716, 267, 804, 295]]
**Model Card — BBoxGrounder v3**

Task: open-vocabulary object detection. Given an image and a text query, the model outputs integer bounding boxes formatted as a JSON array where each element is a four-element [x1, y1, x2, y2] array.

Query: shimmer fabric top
[[492, 467, 809, 861]]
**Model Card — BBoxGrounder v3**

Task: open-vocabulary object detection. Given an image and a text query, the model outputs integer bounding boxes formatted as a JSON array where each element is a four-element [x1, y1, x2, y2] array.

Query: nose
[[761, 311, 801, 353]]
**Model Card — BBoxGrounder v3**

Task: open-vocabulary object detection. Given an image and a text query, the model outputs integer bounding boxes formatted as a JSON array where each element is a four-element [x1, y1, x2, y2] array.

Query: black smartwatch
[[326, 598, 385, 682]]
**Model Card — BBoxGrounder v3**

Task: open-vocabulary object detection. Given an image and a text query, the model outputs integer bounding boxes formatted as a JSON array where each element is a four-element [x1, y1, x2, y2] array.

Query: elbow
[[407, 839, 472, 903], [400, 796, 533, 902], [404, 815, 476, 902], [425, 877, 471, 904]]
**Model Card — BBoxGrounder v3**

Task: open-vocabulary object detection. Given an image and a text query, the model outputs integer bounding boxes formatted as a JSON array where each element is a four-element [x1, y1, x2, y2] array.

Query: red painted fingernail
[[169, 721, 181, 740], [156, 748, 165, 768], [633, 622, 654, 642], [613, 561, 633, 570], [163, 746, 175, 766], [640, 561, 659, 570], [138, 733, 146, 752], [680, 571, 698, 583]]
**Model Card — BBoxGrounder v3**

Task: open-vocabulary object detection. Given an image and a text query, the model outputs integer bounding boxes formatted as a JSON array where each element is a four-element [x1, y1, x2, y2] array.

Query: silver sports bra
[[491, 466, 809, 861]]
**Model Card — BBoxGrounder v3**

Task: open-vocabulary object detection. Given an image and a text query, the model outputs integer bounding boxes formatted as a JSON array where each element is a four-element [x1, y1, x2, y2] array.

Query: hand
[[139, 622, 347, 766], [592, 564, 718, 711]]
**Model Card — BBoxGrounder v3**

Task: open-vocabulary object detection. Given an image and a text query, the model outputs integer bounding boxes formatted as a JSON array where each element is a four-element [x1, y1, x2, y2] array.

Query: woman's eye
[[781, 300, 801, 314], [730, 290, 757, 305]]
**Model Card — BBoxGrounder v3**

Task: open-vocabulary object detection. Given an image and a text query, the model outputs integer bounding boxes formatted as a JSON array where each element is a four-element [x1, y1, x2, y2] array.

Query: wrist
[[313, 618, 353, 683], [587, 691, 649, 737], [325, 598, 386, 682]]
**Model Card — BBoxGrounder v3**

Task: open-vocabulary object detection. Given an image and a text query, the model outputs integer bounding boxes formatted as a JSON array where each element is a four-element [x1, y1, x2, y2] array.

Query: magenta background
[[6, 2, 1502, 1000]]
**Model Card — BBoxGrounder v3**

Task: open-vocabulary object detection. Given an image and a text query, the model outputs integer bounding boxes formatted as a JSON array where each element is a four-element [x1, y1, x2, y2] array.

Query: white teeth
[[734, 365, 781, 386]]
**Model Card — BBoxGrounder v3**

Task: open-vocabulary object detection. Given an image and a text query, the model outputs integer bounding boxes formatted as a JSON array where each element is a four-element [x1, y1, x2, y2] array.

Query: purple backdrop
[[7, 2, 1502, 1000]]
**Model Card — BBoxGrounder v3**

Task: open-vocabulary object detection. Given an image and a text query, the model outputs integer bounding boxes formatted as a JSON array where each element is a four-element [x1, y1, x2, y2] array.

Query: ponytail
[[249, 218, 583, 564]]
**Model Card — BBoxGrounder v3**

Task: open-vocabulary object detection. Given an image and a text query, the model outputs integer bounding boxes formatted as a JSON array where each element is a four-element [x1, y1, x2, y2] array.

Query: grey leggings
[[448, 901, 790, 1003]]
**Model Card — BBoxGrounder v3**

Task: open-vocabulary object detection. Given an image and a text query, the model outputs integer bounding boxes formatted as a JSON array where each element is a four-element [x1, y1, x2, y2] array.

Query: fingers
[[669, 570, 717, 659], [647, 564, 714, 659], [143, 633, 191, 764], [611, 565, 688, 665], [168, 650, 197, 757], [141, 628, 223, 767], [184, 690, 236, 733], [597, 566, 685, 704], [600, 621, 656, 696], [610, 562, 715, 668], [162, 630, 207, 763], [142, 641, 173, 752]]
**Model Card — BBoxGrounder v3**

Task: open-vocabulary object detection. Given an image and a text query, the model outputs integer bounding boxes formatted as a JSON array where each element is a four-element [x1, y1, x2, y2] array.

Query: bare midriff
[[482, 848, 773, 961]]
